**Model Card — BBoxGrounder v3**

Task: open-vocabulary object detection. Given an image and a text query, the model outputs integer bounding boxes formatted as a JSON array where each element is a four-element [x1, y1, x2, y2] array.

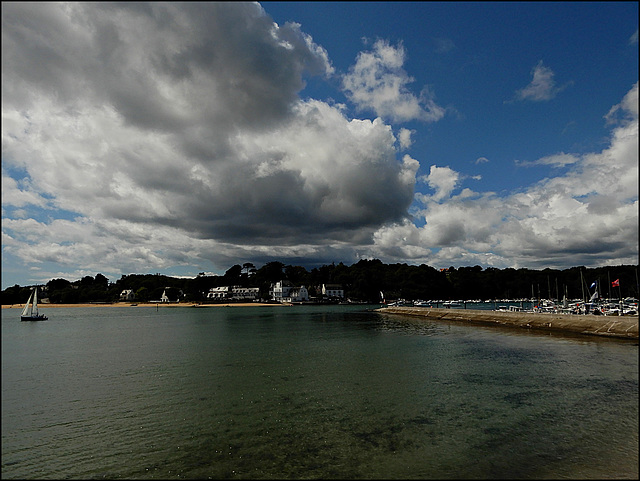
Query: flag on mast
[[612, 279, 620, 287]]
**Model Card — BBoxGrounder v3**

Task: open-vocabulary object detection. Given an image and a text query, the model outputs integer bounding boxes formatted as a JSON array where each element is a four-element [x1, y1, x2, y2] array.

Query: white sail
[[21, 290, 34, 317], [20, 286, 47, 321], [33, 287, 39, 316]]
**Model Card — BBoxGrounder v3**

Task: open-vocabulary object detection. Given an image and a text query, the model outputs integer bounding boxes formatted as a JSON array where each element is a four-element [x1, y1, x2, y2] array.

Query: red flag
[[612, 279, 620, 287]]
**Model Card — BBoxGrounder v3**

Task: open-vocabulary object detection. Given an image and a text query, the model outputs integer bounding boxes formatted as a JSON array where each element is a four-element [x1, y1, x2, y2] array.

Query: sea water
[[2, 304, 638, 479]]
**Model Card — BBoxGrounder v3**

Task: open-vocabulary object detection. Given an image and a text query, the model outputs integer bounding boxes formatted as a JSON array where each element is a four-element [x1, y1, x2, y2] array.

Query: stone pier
[[376, 307, 638, 340]]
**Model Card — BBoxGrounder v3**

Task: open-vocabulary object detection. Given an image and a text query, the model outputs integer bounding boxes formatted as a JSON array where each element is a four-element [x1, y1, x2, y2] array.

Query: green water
[[2, 305, 638, 479]]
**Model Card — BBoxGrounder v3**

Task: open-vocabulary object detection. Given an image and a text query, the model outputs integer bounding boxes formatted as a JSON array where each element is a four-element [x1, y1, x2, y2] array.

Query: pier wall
[[376, 307, 638, 340]]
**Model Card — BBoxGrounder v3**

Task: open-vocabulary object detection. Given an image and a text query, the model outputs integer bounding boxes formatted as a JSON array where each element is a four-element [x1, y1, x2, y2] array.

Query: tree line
[[2, 260, 638, 305]]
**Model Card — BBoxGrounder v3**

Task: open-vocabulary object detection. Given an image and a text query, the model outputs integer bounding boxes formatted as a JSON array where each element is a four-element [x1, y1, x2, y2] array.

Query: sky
[[1, 2, 638, 289]]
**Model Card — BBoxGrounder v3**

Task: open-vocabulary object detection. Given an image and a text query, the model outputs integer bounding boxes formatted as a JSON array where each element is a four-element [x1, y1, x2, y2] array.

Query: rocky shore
[[377, 307, 639, 340]]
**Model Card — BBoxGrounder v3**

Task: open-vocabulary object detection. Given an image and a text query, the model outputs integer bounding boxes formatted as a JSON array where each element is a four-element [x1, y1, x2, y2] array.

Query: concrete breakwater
[[376, 307, 639, 340]]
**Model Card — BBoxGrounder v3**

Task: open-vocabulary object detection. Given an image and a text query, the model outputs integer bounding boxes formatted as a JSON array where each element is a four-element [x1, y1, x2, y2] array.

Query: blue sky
[[2, 2, 638, 289]]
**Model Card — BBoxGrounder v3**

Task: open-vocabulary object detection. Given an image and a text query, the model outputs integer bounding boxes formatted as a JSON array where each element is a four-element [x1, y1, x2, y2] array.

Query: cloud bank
[[375, 82, 638, 269], [1, 3, 638, 285], [2, 3, 419, 281]]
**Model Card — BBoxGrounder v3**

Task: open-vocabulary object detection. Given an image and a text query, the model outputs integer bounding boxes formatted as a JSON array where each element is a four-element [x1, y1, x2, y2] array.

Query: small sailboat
[[21, 287, 48, 321]]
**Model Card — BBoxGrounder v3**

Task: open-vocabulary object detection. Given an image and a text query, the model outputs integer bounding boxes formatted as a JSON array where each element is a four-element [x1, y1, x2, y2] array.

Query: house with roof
[[231, 286, 260, 301], [285, 286, 309, 302], [160, 288, 183, 303], [322, 284, 344, 299], [120, 289, 135, 301], [207, 286, 260, 301], [207, 286, 230, 299], [270, 280, 309, 302]]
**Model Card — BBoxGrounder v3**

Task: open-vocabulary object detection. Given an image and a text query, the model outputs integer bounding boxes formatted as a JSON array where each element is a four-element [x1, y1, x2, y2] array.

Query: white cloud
[[515, 153, 580, 168], [1, 172, 49, 209], [397, 128, 414, 150], [515, 60, 569, 102], [605, 81, 638, 124], [418, 166, 460, 202], [342, 39, 445, 123], [1, 3, 637, 286], [370, 82, 638, 269], [1, 3, 418, 281]]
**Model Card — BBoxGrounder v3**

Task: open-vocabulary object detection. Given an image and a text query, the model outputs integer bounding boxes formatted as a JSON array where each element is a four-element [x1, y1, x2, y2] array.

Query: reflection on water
[[2, 305, 638, 479]]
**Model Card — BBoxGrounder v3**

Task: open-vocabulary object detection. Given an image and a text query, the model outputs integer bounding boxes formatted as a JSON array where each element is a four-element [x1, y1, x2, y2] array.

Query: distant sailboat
[[21, 287, 48, 321]]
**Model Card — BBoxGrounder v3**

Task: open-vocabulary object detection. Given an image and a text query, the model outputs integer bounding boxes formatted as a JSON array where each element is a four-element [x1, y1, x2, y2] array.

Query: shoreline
[[377, 307, 639, 340], [2, 302, 284, 309], [5, 303, 638, 340]]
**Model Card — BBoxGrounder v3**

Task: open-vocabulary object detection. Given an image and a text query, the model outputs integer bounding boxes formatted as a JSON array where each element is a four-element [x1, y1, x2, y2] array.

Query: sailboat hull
[[21, 314, 48, 321]]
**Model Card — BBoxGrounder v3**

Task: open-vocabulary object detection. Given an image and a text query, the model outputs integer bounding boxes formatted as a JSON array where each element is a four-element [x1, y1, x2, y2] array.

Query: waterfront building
[[120, 289, 135, 301], [207, 286, 260, 301], [270, 281, 309, 302], [322, 284, 344, 299]]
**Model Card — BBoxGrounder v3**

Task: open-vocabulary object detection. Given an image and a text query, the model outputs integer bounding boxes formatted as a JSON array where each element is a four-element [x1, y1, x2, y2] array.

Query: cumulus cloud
[[418, 166, 460, 202], [514, 60, 569, 102], [342, 39, 445, 123], [397, 128, 414, 150], [370, 82, 638, 269], [2, 3, 417, 281], [605, 82, 638, 124]]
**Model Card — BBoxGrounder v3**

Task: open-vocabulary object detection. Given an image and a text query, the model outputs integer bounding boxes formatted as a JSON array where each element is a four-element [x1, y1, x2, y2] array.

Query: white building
[[270, 280, 292, 301], [231, 286, 260, 301], [270, 280, 309, 302], [207, 286, 230, 299], [207, 286, 260, 301], [161, 288, 183, 303], [285, 286, 309, 302], [322, 284, 344, 299], [120, 289, 135, 301]]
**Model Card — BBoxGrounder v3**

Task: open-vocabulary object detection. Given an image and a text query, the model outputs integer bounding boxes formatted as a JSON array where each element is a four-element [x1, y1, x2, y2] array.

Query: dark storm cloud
[[2, 2, 417, 256]]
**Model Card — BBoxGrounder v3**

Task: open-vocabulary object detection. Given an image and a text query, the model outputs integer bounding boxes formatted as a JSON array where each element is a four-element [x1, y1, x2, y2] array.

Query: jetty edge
[[376, 306, 638, 340]]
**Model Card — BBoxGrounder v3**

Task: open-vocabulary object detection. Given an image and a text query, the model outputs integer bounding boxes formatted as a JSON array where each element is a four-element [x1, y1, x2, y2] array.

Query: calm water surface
[[2, 305, 638, 479]]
